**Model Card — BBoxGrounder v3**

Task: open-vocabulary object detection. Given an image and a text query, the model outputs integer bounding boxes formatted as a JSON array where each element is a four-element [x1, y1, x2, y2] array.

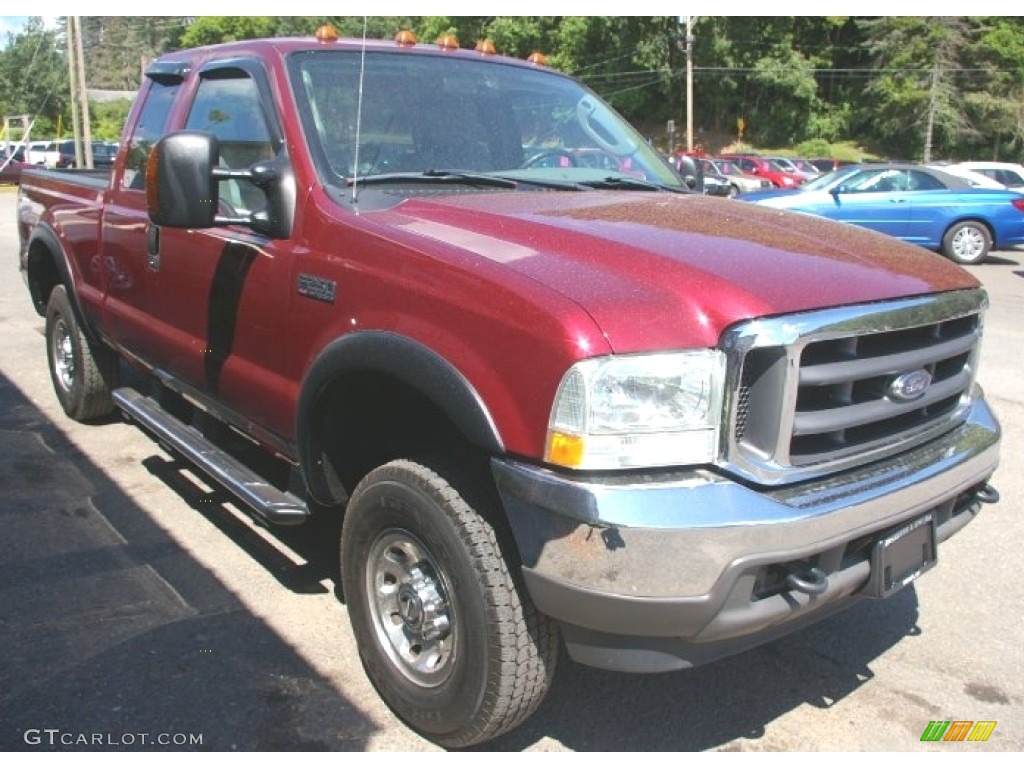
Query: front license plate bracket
[[863, 512, 937, 599]]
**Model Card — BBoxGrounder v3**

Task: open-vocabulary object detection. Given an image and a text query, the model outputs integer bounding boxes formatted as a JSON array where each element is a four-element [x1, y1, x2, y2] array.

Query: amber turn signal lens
[[547, 432, 584, 469], [395, 30, 417, 47], [315, 24, 338, 42], [437, 33, 459, 50]]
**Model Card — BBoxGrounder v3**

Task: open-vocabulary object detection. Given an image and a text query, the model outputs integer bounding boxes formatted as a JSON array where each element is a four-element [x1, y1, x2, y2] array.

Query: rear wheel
[[340, 458, 557, 748], [45, 285, 117, 421], [942, 220, 991, 265]]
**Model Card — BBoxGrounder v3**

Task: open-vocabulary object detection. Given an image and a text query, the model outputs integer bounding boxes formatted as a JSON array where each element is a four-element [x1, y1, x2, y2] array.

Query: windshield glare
[[287, 50, 683, 191]]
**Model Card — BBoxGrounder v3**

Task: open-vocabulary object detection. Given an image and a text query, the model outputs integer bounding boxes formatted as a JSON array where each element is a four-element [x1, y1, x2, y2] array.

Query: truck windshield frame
[[285, 49, 685, 201]]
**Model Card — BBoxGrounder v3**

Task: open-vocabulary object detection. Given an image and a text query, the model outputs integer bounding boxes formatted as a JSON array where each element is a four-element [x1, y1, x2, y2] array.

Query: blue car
[[739, 163, 1024, 264]]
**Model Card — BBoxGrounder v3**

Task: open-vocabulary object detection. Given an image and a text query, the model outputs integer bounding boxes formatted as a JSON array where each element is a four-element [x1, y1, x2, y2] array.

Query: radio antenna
[[350, 16, 369, 206]]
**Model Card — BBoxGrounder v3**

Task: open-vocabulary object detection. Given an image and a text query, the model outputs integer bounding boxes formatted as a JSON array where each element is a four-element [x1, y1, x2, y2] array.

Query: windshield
[[713, 159, 742, 175], [287, 49, 684, 197], [801, 166, 862, 191]]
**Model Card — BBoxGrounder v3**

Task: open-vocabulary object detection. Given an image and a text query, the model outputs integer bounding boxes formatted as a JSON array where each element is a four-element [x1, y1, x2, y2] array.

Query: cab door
[[103, 59, 299, 440], [813, 168, 912, 239]]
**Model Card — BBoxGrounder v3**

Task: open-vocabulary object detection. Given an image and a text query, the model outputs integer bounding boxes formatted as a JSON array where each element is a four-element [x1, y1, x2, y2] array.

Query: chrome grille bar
[[718, 289, 988, 486]]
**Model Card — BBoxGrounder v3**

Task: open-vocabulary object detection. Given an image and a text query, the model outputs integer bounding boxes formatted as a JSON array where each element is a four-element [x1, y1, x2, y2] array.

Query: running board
[[112, 387, 309, 526]]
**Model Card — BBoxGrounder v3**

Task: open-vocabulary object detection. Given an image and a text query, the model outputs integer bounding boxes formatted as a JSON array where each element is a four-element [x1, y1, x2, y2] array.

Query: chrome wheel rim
[[366, 529, 456, 687], [52, 319, 75, 392], [953, 227, 985, 261]]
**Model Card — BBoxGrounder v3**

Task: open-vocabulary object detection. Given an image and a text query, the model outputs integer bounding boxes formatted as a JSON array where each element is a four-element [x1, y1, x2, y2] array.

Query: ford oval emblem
[[888, 369, 932, 402]]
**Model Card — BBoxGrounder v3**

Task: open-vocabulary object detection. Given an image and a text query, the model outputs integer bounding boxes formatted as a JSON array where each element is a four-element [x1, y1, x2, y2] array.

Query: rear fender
[[25, 224, 99, 343]]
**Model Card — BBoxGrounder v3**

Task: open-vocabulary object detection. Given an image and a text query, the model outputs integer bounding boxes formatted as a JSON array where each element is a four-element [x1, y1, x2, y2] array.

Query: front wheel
[[45, 285, 117, 421], [340, 459, 557, 748], [942, 220, 991, 265]]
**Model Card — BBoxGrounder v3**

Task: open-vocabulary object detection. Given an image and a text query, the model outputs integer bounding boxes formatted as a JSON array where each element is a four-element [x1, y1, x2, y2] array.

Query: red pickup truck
[[17, 29, 1001, 748]]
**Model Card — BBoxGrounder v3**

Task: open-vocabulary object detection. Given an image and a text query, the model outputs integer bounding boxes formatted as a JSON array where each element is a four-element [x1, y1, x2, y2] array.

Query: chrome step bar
[[112, 387, 309, 526]]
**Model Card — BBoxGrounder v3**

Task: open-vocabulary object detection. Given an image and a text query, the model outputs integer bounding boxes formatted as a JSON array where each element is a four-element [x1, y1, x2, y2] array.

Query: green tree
[[859, 16, 973, 161], [691, 17, 850, 149], [81, 17, 186, 90], [89, 98, 133, 141], [961, 17, 1024, 160], [0, 17, 68, 139]]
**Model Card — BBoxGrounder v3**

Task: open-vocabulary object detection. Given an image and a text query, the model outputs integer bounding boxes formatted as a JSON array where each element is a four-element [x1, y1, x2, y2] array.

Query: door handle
[[147, 224, 161, 270]]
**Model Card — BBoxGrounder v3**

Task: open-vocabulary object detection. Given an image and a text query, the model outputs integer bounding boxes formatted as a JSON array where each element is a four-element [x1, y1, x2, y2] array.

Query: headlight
[[546, 350, 726, 470]]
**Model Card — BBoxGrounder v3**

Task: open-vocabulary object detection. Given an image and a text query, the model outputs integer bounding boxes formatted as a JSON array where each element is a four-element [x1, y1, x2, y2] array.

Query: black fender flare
[[26, 223, 100, 344], [296, 332, 505, 504]]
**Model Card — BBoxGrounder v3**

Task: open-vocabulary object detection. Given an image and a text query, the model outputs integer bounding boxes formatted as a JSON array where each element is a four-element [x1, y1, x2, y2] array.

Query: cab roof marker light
[[475, 39, 497, 56], [437, 34, 459, 51], [527, 52, 548, 66], [315, 25, 338, 43], [394, 30, 417, 47]]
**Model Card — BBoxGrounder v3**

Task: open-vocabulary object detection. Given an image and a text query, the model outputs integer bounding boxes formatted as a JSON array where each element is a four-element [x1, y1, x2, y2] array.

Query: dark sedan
[[739, 163, 1024, 264]]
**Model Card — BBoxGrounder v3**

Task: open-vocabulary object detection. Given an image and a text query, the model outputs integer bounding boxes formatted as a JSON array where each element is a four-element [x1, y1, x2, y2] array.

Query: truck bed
[[20, 166, 112, 193]]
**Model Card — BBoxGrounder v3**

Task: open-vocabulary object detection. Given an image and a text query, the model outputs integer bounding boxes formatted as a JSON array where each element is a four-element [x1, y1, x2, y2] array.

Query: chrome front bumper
[[492, 396, 1000, 672]]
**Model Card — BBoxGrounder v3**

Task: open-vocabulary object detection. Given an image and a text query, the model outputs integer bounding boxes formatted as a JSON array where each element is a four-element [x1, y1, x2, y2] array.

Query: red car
[[717, 153, 805, 188], [0, 148, 33, 185]]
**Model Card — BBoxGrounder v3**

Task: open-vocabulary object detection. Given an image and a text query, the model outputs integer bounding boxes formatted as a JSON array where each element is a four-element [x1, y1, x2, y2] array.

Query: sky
[[0, 16, 35, 40]]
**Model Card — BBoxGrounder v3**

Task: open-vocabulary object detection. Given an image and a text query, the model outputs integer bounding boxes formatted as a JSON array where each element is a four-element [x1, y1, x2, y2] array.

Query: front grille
[[721, 290, 987, 485]]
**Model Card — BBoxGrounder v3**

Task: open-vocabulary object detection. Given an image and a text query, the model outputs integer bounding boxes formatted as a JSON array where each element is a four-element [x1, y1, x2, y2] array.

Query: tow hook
[[976, 484, 1000, 505], [785, 565, 829, 596]]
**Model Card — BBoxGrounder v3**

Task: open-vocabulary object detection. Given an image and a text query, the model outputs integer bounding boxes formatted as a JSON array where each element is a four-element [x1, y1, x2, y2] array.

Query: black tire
[[45, 285, 117, 421], [942, 220, 992, 265], [340, 458, 557, 748]]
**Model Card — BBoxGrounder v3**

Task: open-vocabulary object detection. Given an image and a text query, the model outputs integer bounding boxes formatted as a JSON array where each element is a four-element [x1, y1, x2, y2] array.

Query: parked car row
[[698, 157, 774, 196], [929, 161, 1024, 192], [7, 139, 120, 171], [0, 140, 121, 184], [738, 162, 1024, 265]]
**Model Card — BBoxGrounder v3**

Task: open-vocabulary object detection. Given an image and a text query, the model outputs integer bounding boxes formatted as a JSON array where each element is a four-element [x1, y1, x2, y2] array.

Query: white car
[[928, 164, 1007, 190], [24, 140, 62, 168], [954, 161, 1024, 191], [699, 157, 773, 196]]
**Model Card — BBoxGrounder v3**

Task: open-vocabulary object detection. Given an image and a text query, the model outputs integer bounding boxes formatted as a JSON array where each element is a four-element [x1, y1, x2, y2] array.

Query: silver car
[[700, 157, 773, 196]]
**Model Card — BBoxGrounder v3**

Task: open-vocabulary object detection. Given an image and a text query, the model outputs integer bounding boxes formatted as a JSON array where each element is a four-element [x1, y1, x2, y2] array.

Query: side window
[[122, 80, 180, 190], [995, 169, 1024, 186], [844, 171, 876, 192], [185, 75, 274, 215], [908, 170, 943, 191]]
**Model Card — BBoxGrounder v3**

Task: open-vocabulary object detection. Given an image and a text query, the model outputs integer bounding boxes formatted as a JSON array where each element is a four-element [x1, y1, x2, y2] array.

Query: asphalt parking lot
[[0, 186, 1021, 751]]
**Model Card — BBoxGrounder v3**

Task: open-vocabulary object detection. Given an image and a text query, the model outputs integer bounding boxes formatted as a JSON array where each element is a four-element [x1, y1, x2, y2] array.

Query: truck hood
[[371, 191, 978, 352]]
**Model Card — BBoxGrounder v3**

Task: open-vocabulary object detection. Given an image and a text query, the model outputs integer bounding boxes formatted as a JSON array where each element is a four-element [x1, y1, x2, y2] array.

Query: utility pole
[[685, 16, 696, 153], [73, 16, 94, 169], [66, 17, 82, 168]]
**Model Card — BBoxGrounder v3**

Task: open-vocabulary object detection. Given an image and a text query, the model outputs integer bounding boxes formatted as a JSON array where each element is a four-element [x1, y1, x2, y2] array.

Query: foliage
[[89, 99, 133, 141], [5, 16, 1024, 162], [0, 18, 67, 139], [80, 17, 186, 90]]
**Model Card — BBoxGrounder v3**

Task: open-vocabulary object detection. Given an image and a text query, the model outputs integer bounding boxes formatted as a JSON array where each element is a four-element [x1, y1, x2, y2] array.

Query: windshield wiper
[[348, 169, 518, 189], [575, 176, 689, 193]]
